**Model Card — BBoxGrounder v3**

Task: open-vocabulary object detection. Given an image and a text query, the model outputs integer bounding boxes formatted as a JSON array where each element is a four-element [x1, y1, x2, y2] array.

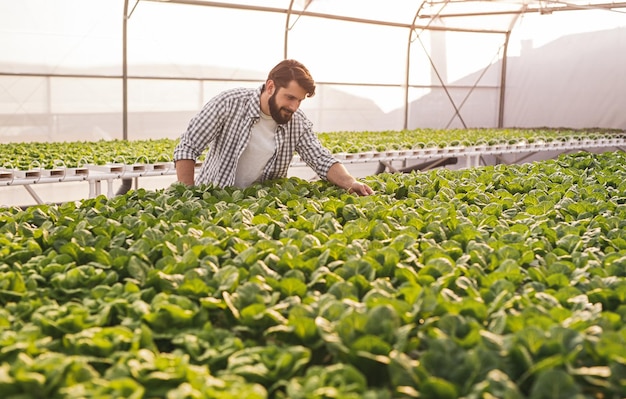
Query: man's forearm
[[175, 159, 196, 186], [326, 163, 373, 196], [326, 162, 356, 190]]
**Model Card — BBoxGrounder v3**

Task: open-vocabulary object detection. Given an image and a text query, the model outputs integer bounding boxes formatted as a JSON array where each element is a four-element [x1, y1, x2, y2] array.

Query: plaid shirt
[[174, 85, 338, 187]]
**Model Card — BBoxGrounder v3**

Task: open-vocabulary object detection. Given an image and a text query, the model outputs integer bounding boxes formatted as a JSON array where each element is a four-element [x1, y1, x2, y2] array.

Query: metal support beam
[[417, 2, 626, 19], [498, 31, 511, 128], [123, 0, 129, 141], [23, 185, 44, 205], [284, 0, 294, 59]]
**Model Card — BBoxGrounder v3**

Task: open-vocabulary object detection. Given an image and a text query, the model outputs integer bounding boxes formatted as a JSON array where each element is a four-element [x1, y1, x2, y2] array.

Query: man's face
[[268, 80, 308, 124]]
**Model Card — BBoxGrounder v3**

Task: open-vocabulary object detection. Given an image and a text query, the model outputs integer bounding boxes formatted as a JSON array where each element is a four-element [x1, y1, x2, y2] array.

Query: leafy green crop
[[2, 150, 626, 397], [0, 139, 176, 170], [1, 128, 624, 170], [318, 127, 625, 153]]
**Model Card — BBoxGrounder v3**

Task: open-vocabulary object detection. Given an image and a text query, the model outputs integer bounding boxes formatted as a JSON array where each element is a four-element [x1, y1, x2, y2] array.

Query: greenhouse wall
[[504, 25, 626, 129], [0, 1, 624, 145]]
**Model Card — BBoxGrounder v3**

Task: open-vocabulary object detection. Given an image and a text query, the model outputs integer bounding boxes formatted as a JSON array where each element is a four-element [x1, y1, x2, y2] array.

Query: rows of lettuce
[[1, 150, 626, 398], [1, 128, 624, 171]]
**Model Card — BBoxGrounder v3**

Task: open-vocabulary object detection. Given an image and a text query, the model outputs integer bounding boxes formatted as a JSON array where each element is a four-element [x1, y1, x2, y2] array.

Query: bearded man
[[174, 59, 373, 196]]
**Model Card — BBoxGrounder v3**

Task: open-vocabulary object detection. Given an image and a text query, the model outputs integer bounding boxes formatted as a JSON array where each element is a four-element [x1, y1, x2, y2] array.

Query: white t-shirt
[[233, 111, 277, 188]]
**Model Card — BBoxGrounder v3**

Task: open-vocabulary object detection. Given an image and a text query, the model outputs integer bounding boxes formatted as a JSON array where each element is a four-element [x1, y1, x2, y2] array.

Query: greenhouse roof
[[143, 0, 626, 33]]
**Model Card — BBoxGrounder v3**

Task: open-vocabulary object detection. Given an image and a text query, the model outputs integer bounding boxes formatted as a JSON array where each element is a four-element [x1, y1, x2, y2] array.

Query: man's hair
[[267, 59, 316, 98]]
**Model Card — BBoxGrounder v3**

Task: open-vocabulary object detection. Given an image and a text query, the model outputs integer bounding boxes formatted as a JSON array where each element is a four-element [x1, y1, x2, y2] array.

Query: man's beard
[[268, 92, 294, 124]]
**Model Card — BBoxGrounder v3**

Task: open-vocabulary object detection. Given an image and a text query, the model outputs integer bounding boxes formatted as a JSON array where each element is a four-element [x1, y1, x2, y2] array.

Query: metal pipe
[[403, 1, 430, 130], [118, 0, 133, 195], [123, 0, 129, 141], [498, 31, 511, 128], [417, 1, 626, 19], [284, 0, 294, 58]]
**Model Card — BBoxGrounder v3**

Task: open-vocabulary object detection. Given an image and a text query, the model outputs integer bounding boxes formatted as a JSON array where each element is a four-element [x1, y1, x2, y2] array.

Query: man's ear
[[266, 80, 275, 95]]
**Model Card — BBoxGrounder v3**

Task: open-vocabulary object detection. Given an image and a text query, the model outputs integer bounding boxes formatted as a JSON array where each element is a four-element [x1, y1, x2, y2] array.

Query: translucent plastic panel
[[504, 13, 626, 130], [127, 79, 201, 141], [325, 85, 408, 114], [407, 29, 505, 87], [0, 76, 49, 114], [0, 76, 50, 142], [305, 0, 420, 25], [0, 0, 123, 74], [440, 31, 506, 85], [437, 14, 516, 33], [301, 84, 406, 133], [508, 9, 626, 55], [51, 78, 121, 114], [442, 87, 500, 129], [126, 2, 284, 79], [407, 86, 499, 129], [406, 32, 438, 88], [0, 76, 123, 142], [287, 17, 407, 85], [420, 1, 626, 38], [194, 0, 291, 9], [418, 1, 522, 32], [0, 76, 123, 143], [130, 79, 268, 142], [201, 81, 264, 105], [128, 79, 203, 112], [50, 77, 123, 141]]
